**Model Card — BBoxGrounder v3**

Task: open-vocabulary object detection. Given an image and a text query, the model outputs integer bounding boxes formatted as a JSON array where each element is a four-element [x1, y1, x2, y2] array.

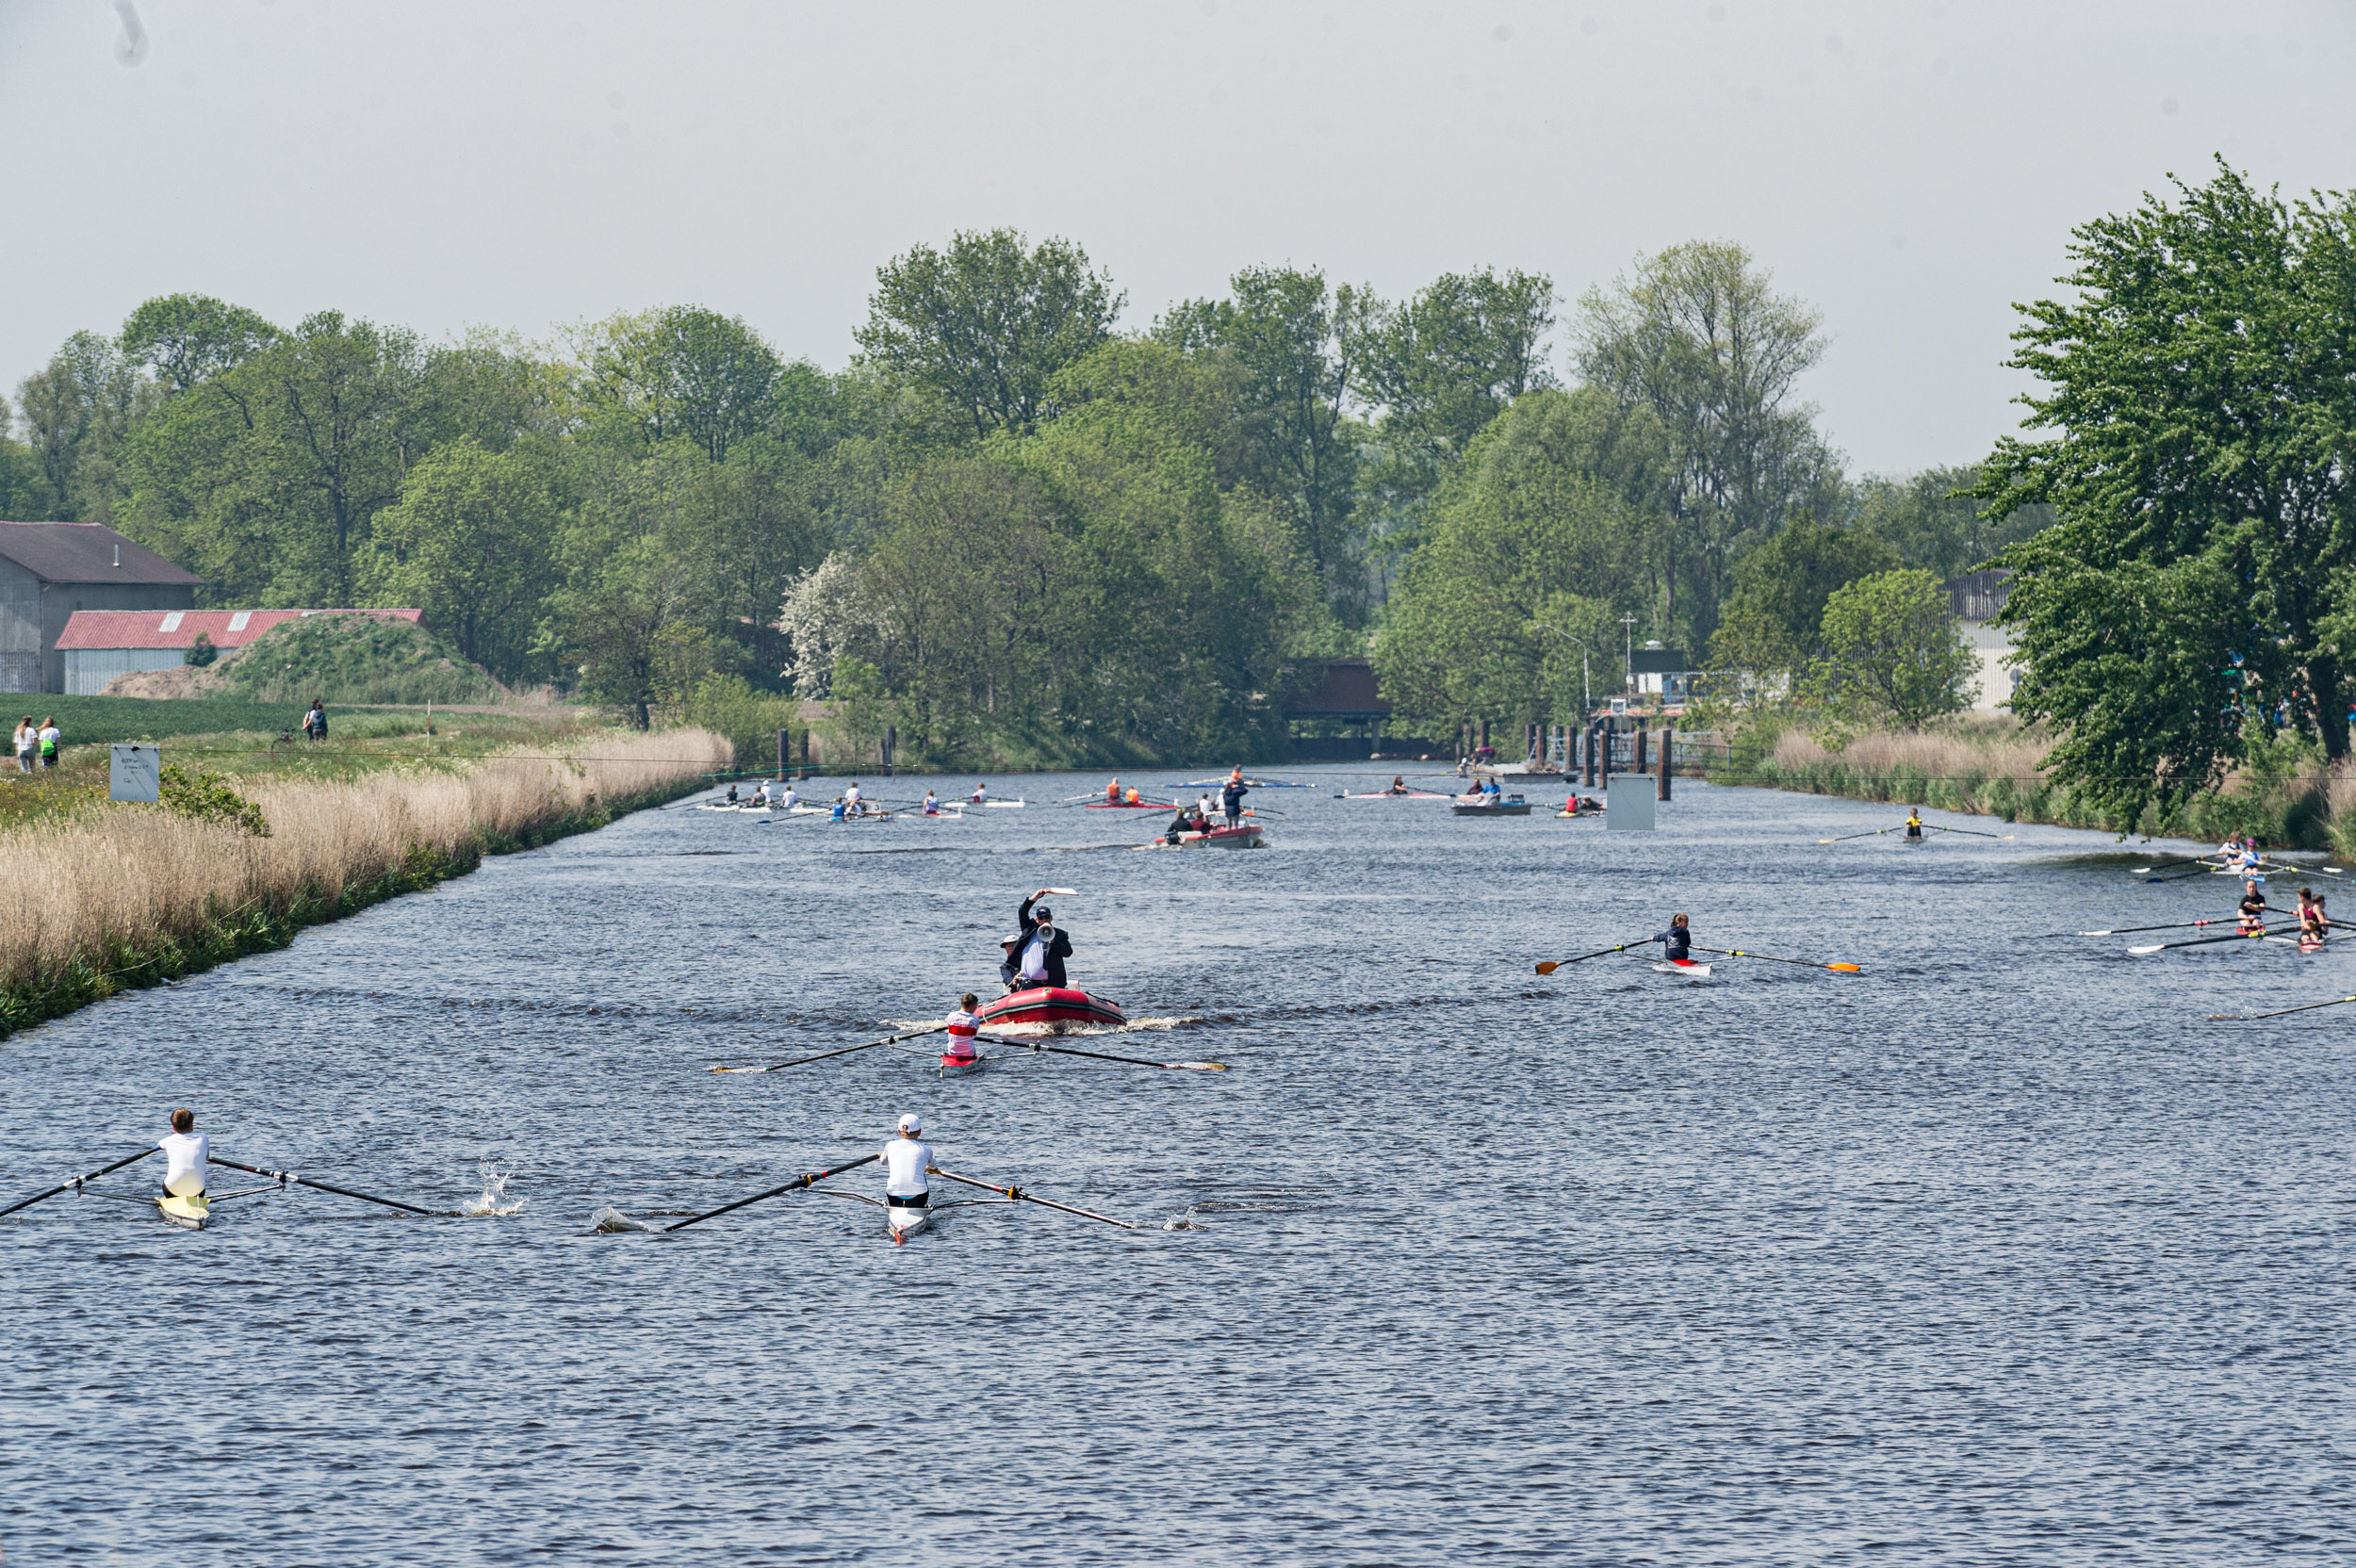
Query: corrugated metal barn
[[56, 608, 425, 694]]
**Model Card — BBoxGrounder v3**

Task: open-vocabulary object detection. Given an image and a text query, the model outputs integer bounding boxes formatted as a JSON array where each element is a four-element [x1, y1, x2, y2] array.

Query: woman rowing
[[1904, 808, 1924, 841], [1386, 776, 1409, 795], [2238, 879, 2269, 936], [2297, 887, 2328, 947], [942, 994, 983, 1068], [1651, 913, 1696, 966], [922, 789, 941, 815], [2237, 838, 2264, 875]]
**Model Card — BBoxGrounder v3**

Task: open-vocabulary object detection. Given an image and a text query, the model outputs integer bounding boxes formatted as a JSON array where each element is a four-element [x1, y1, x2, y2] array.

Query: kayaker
[[1014, 890, 1072, 988], [1651, 913, 1693, 963], [942, 995, 982, 1066], [1221, 775, 1249, 827], [2237, 879, 2268, 935], [1905, 808, 1924, 841], [2297, 887, 2327, 945], [881, 1113, 934, 1226], [159, 1107, 207, 1200], [923, 789, 941, 815]]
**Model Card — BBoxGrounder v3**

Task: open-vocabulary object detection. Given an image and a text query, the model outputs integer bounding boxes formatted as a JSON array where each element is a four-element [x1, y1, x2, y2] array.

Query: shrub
[[158, 764, 270, 838]]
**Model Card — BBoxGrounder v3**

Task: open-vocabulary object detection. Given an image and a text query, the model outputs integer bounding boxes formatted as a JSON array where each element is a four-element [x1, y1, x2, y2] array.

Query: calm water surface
[[3, 771, 2350, 1565]]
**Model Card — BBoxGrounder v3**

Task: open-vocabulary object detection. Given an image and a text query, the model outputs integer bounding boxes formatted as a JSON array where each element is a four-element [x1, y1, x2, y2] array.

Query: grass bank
[[1701, 715, 2355, 854], [0, 725, 727, 1037]]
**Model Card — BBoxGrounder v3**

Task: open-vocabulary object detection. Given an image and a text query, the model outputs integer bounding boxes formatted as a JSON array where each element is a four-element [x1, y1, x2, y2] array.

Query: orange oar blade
[[1534, 961, 1562, 975], [1827, 962, 1862, 972]]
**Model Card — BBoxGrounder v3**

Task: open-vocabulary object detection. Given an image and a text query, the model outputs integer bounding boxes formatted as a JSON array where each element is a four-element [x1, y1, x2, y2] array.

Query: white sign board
[[1607, 774, 1655, 831], [110, 743, 160, 803]]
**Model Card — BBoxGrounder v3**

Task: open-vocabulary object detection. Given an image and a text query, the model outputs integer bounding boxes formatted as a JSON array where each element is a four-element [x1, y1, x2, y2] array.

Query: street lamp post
[[1621, 613, 1638, 695], [1531, 623, 1592, 713]]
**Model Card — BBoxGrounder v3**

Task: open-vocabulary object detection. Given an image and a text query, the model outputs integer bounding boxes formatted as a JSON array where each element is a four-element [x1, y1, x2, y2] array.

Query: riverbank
[[0, 727, 727, 1036], [1703, 719, 2353, 854]]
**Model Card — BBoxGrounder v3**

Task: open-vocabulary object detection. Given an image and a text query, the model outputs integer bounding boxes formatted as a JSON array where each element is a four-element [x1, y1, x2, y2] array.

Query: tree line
[[1, 231, 2024, 766]]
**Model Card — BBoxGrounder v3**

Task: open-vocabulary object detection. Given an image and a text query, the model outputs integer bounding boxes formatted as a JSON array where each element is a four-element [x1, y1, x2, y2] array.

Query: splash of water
[[1162, 1206, 1207, 1231], [461, 1161, 526, 1217], [590, 1206, 659, 1233]]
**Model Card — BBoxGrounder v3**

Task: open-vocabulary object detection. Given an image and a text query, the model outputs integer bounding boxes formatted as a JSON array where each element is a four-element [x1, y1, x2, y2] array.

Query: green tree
[[566, 537, 709, 728], [855, 229, 1123, 439], [1722, 517, 1900, 659], [1576, 241, 1841, 642], [568, 306, 788, 462], [119, 294, 279, 396], [1978, 162, 2356, 824], [1361, 268, 1557, 498], [1854, 464, 2052, 580], [1373, 389, 1654, 732], [1807, 569, 1976, 727], [0, 393, 51, 518], [364, 437, 560, 682], [1157, 266, 1375, 616], [14, 330, 155, 522]]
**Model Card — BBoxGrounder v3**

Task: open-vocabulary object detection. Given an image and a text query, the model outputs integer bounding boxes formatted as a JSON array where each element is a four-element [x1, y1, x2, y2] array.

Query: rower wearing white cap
[[159, 1107, 207, 1200], [882, 1113, 935, 1242]]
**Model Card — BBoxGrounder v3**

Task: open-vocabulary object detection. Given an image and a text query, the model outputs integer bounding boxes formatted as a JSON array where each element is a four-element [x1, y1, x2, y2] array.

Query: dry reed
[[0, 728, 726, 1028]]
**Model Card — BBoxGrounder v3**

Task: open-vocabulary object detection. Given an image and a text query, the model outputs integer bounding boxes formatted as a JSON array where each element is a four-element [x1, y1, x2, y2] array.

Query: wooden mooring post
[[1658, 723, 1673, 801]]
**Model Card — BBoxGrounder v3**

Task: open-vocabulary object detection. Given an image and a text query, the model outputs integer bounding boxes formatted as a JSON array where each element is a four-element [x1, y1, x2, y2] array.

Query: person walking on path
[[12, 716, 33, 774], [302, 698, 327, 742], [37, 716, 59, 769]]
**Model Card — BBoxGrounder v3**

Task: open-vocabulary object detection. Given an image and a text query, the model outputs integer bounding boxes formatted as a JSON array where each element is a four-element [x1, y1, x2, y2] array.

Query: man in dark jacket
[[1011, 890, 1073, 989], [1221, 776, 1248, 827]]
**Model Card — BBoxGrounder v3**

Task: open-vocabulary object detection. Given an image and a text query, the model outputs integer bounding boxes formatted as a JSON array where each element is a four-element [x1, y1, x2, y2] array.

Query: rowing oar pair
[[2209, 994, 2356, 1021], [1, 1148, 431, 1221], [660, 1155, 1132, 1233], [1534, 939, 1861, 974], [2126, 924, 2288, 956], [2046, 915, 2250, 939], [1816, 822, 2011, 844], [713, 1022, 1226, 1074]]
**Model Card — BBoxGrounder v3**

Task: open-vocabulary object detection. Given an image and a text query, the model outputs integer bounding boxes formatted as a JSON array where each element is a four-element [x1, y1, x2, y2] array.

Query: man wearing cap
[[1013, 890, 1072, 989], [882, 1113, 934, 1238]]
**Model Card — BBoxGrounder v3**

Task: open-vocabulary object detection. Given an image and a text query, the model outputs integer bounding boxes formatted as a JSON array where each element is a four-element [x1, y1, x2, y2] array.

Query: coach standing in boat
[[1015, 890, 1072, 988], [1220, 774, 1249, 828]]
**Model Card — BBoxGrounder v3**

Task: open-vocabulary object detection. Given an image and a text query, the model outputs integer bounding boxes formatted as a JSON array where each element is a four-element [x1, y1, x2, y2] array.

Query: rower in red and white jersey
[[942, 993, 983, 1066]]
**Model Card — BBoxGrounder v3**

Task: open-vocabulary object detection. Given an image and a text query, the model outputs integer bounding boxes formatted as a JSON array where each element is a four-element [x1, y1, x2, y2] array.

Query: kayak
[[974, 987, 1127, 1034], [1342, 791, 1452, 800]]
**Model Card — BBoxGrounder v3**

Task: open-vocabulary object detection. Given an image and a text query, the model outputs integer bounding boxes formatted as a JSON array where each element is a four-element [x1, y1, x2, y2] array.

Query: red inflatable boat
[[975, 987, 1127, 1034]]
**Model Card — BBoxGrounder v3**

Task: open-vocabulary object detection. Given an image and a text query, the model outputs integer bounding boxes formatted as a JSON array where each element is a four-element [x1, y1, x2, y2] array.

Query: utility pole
[[1621, 613, 1638, 694]]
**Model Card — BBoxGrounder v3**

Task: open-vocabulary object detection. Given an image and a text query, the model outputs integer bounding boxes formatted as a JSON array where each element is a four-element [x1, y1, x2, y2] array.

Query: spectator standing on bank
[[11, 716, 32, 774], [302, 698, 327, 742], [37, 717, 59, 769]]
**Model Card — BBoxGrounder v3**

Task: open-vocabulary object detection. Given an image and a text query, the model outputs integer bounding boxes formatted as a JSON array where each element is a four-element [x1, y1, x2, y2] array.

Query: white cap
[[898, 1113, 923, 1134]]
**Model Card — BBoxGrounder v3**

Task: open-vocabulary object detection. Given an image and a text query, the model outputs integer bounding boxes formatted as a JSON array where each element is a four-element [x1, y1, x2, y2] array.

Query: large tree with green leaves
[[1156, 268, 1377, 616], [1979, 162, 2356, 826], [364, 437, 560, 681], [855, 229, 1122, 440], [1806, 568, 1976, 727], [1576, 241, 1841, 645]]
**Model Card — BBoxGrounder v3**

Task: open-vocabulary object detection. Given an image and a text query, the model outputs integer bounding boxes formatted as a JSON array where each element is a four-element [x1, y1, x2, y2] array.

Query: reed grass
[[1704, 714, 2346, 848], [0, 728, 727, 1035]]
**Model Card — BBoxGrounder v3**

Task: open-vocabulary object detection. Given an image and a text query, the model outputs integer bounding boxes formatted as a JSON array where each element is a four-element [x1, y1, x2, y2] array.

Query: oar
[[1535, 938, 1656, 974], [2048, 915, 2250, 939], [206, 1156, 436, 1216], [978, 1032, 1226, 1071], [929, 1167, 1137, 1229], [0, 1146, 156, 1220], [2127, 925, 2283, 955], [1691, 945, 1863, 972], [2130, 855, 2209, 875], [712, 1023, 950, 1074], [1925, 824, 2015, 840], [664, 1152, 881, 1233], [2208, 994, 2356, 1021], [1815, 825, 1899, 843]]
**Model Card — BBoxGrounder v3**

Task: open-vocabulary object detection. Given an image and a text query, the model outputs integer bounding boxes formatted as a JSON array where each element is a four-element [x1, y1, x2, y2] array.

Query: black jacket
[[1014, 895, 1073, 988], [1655, 925, 1692, 961]]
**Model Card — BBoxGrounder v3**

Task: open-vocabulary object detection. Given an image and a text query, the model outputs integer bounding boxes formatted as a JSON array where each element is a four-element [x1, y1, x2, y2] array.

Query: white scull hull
[[888, 1203, 930, 1244], [157, 1192, 210, 1230], [1652, 961, 1712, 978]]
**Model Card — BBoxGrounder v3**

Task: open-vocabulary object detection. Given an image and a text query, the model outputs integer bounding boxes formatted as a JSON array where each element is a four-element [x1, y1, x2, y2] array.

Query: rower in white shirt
[[159, 1107, 207, 1199], [779, 782, 798, 811], [882, 1113, 935, 1242], [843, 780, 864, 815], [971, 781, 989, 805]]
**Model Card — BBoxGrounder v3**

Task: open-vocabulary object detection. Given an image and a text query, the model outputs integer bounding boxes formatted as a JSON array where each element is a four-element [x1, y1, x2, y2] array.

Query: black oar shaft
[[930, 1167, 1136, 1229], [1535, 938, 1652, 973], [207, 1157, 436, 1216], [665, 1152, 880, 1233], [724, 1024, 947, 1074], [0, 1146, 156, 1220], [976, 1032, 1220, 1070], [2210, 994, 2356, 1021]]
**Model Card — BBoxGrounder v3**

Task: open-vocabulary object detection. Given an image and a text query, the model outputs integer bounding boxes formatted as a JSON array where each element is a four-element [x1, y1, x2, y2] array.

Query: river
[[3, 770, 2349, 1565]]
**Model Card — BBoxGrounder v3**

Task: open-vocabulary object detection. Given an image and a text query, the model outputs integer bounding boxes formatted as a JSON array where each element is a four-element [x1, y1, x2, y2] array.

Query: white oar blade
[[2127, 942, 2167, 955], [1042, 887, 1077, 895], [2080, 929, 2114, 937]]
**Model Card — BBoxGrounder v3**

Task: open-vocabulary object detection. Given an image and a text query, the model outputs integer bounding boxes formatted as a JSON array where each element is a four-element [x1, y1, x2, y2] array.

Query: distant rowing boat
[[1452, 795, 1530, 816], [1138, 823, 1265, 849]]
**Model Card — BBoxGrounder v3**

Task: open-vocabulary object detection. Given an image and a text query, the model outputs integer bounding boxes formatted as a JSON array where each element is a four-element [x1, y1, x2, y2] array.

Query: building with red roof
[[57, 608, 424, 695]]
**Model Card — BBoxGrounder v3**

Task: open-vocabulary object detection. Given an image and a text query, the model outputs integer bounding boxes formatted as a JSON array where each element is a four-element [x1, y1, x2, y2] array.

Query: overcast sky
[[2, 0, 2349, 475]]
